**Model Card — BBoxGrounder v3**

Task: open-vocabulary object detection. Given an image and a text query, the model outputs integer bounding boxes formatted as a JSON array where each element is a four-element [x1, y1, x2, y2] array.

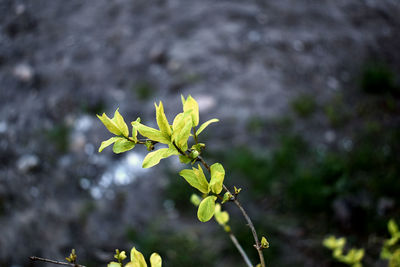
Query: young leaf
[[221, 192, 232, 204], [179, 166, 209, 194], [130, 247, 147, 267], [108, 262, 122, 267], [261, 236, 270, 249], [155, 101, 172, 139], [179, 155, 192, 164], [214, 204, 229, 225], [99, 137, 120, 152], [113, 138, 135, 154], [142, 147, 179, 168], [197, 196, 217, 222], [97, 113, 122, 136], [132, 121, 170, 144], [131, 118, 139, 142], [150, 253, 162, 267], [209, 163, 225, 194], [181, 94, 186, 106], [171, 111, 192, 151], [190, 194, 202, 206], [183, 95, 199, 126], [196, 118, 219, 136], [112, 108, 129, 137], [388, 219, 399, 237]]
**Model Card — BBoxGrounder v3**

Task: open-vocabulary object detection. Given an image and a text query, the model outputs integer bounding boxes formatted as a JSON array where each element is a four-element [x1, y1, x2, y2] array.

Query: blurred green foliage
[[125, 225, 216, 267], [291, 94, 317, 118], [361, 62, 398, 94], [133, 82, 154, 101], [45, 123, 71, 152]]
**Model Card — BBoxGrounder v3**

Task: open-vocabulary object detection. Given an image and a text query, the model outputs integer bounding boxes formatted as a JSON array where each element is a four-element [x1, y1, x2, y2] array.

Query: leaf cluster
[[323, 236, 364, 267], [108, 247, 161, 267]]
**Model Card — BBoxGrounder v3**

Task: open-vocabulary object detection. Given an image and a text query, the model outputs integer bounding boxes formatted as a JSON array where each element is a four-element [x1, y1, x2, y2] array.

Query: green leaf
[[179, 165, 210, 194], [97, 113, 122, 135], [171, 111, 192, 151], [190, 194, 202, 206], [112, 108, 129, 137], [261, 236, 270, 249], [142, 147, 179, 168], [97, 109, 130, 137], [179, 155, 192, 164], [108, 262, 122, 267], [181, 94, 186, 106], [131, 118, 140, 142], [214, 204, 229, 225], [389, 219, 399, 237], [183, 95, 199, 126], [196, 119, 219, 135], [132, 121, 170, 144], [323, 236, 346, 250], [221, 192, 232, 204], [155, 101, 172, 138], [130, 247, 147, 267], [197, 196, 217, 222], [113, 138, 135, 154], [99, 137, 120, 152], [150, 253, 162, 267], [209, 163, 225, 194]]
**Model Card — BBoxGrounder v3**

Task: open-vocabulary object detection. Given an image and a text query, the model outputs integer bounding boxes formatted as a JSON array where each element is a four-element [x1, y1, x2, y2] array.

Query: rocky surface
[[0, 0, 399, 266]]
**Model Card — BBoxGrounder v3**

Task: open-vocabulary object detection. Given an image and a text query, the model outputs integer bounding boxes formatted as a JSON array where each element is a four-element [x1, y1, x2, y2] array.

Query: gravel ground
[[0, 0, 399, 266]]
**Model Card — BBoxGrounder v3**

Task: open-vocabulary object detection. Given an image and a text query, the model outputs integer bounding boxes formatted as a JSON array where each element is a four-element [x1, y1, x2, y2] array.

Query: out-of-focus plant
[[108, 247, 161, 267], [323, 236, 364, 267], [323, 219, 400, 267], [381, 219, 400, 267]]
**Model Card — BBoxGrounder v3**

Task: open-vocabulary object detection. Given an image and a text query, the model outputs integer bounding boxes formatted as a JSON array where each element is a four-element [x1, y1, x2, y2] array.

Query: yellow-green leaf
[[131, 118, 140, 142], [190, 194, 202, 206], [183, 95, 199, 126], [99, 137, 120, 152], [261, 236, 270, 249], [389, 219, 399, 237], [113, 138, 135, 154], [197, 196, 217, 222], [179, 165, 209, 194], [132, 121, 170, 144], [171, 111, 192, 151], [209, 163, 225, 194], [155, 101, 172, 138], [108, 262, 121, 267], [130, 247, 147, 267], [150, 253, 162, 267], [214, 204, 229, 225], [181, 94, 186, 106], [323, 236, 346, 250], [97, 113, 122, 135], [112, 108, 129, 137], [196, 118, 219, 136], [142, 147, 179, 168]]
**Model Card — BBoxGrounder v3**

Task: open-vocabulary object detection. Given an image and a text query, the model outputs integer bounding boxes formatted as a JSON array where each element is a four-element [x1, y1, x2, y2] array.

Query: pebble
[[0, 121, 7, 134], [13, 64, 34, 82], [17, 154, 39, 173]]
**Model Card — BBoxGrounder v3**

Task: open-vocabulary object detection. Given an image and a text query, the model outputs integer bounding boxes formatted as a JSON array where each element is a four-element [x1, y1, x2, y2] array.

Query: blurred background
[[1, 0, 400, 266]]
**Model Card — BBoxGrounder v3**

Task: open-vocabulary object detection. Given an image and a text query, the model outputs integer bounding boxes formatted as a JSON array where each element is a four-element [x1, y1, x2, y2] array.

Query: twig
[[30, 256, 86, 267], [228, 232, 253, 267]]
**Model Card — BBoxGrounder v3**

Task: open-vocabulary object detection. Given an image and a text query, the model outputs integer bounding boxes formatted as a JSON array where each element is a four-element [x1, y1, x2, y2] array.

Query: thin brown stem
[[30, 256, 86, 267], [228, 232, 253, 267]]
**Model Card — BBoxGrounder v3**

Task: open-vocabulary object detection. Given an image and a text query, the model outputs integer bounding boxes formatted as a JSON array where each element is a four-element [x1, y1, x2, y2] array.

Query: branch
[[228, 232, 253, 267], [30, 256, 86, 267]]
